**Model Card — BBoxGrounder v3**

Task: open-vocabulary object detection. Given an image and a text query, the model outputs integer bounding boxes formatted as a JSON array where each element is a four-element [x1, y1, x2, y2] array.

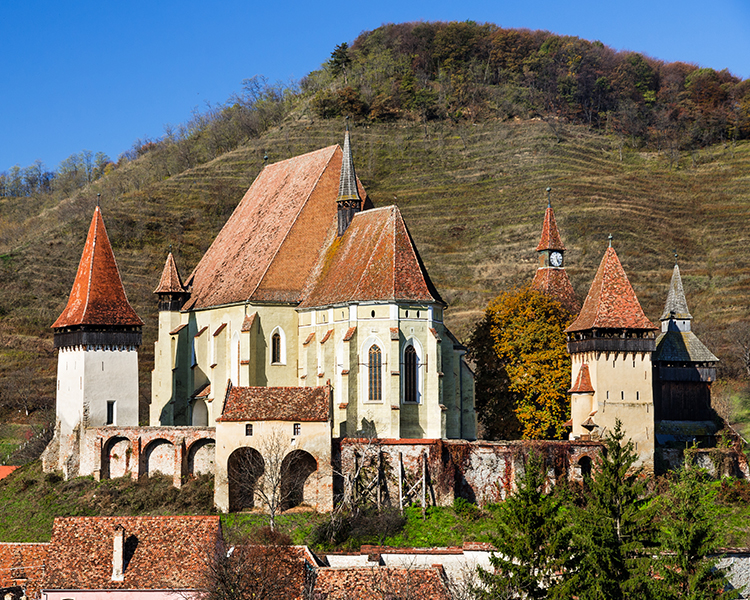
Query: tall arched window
[[368, 345, 382, 402], [271, 332, 281, 364], [404, 345, 418, 403]]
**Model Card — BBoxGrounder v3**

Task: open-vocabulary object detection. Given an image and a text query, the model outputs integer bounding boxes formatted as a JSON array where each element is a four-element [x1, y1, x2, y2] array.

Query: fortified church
[[42, 127, 723, 513]]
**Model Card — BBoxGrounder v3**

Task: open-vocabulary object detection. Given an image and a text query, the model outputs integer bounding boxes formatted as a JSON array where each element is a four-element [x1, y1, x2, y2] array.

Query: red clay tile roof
[[43, 516, 220, 591], [304, 332, 316, 345], [536, 205, 565, 251], [569, 364, 594, 393], [566, 247, 657, 332], [313, 567, 451, 599], [0, 466, 18, 481], [241, 312, 257, 332], [0, 542, 48, 599], [52, 207, 144, 329], [182, 145, 369, 310], [343, 327, 356, 341], [153, 251, 186, 294], [169, 323, 187, 335], [219, 385, 331, 422], [531, 267, 580, 313], [213, 323, 227, 336], [320, 329, 333, 344], [300, 206, 443, 308]]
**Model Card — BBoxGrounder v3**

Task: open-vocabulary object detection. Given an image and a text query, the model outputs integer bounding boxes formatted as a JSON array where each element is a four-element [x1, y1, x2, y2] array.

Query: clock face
[[549, 251, 563, 267]]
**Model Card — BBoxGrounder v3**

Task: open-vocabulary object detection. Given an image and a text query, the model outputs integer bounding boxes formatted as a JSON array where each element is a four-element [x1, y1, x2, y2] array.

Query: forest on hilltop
[[0, 21, 749, 461]]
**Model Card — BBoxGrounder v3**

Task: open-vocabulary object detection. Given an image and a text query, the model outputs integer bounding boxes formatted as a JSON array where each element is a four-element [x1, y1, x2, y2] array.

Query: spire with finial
[[336, 118, 362, 236], [660, 263, 692, 323], [154, 247, 189, 311], [608, 234, 613, 248]]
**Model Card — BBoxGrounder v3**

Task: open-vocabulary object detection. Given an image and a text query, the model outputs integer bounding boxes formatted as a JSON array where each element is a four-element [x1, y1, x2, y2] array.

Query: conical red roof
[[530, 268, 579, 313], [566, 247, 656, 332], [52, 207, 143, 329], [154, 252, 186, 294], [536, 205, 565, 251], [568, 364, 594, 393]]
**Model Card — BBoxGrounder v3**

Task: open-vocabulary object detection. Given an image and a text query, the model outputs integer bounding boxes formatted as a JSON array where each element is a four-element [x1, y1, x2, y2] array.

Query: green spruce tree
[[654, 460, 739, 600], [477, 451, 570, 599], [560, 420, 655, 600]]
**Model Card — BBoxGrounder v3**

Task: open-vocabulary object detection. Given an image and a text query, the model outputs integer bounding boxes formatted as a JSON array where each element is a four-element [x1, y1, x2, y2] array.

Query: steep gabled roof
[[569, 364, 594, 393], [44, 516, 220, 591], [536, 205, 565, 251], [182, 146, 368, 310], [566, 247, 656, 333], [660, 264, 692, 321], [52, 207, 143, 329], [530, 268, 579, 313], [219, 385, 331, 422], [154, 251, 186, 294], [0, 542, 49, 600], [299, 205, 443, 308]]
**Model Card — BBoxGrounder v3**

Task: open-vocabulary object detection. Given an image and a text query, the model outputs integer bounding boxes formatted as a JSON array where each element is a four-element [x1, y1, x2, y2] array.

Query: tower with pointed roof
[[653, 262, 719, 440], [565, 238, 658, 467], [46, 206, 143, 477], [336, 123, 362, 236], [530, 189, 578, 314]]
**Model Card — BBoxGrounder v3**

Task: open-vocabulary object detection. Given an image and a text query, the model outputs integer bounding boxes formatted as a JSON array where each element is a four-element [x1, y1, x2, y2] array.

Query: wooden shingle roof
[[182, 145, 368, 310], [44, 516, 220, 591], [566, 246, 656, 333], [52, 207, 143, 329], [219, 385, 331, 422], [299, 205, 443, 308]]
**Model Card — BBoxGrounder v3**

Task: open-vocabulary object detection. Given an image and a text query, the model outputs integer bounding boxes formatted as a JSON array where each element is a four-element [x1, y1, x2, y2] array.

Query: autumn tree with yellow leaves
[[469, 286, 573, 440]]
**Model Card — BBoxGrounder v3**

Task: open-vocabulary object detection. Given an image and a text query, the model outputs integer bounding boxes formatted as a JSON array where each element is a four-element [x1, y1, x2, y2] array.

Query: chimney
[[112, 524, 125, 581]]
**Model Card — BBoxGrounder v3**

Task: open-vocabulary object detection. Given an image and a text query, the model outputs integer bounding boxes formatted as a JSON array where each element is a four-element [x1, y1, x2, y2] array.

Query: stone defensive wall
[[79, 426, 216, 487], [337, 438, 603, 508]]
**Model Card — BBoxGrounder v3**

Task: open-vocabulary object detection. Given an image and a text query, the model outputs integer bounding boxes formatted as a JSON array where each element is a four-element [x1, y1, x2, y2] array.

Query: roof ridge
[[80, 208, 99, 323], [247, 146, 338, 303]]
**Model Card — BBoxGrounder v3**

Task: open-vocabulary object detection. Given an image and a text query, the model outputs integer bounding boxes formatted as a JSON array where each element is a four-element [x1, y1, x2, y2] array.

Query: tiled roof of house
[[299, 205, 444, 308], [154, 251, 186, 294], [241, 312, 257, 332], [219, 385, 331, 422], [43, 516, 220, 591], [660, 264, 692, 321], [569, 363, 594, 393], [0, 542, 49, 600], [536, 204, 565, 251], [52, 207, 144, 329], [313, 566, 451, 599], [654, 331, 719, 364], [566, 247, 657, 333], [182, 145, 369, 310], [530, 267, 579, 313]]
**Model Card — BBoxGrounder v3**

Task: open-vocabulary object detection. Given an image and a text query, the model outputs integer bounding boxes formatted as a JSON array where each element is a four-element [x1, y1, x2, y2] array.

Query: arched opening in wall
[[143, 439, 175, 477], [578, 456, 592, 478], [280, 450, 318, 510], [192, 398, 209, 426], [272, 332, 281, 364], [101, 436, 132, 479], [187, 439, 215, 477], [228, 447, 265, 512]]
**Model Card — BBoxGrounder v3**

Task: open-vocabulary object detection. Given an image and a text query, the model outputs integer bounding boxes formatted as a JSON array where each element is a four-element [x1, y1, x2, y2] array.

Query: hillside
[[0, 116, 748, 443]]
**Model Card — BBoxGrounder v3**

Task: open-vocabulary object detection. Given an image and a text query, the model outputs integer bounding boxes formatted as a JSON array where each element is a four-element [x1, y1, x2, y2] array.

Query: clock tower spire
[[530, 188, 579, 313]]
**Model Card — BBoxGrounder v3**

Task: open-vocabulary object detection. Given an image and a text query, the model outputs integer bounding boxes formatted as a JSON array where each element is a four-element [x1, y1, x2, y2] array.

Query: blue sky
[[1, 0, 749, 174]]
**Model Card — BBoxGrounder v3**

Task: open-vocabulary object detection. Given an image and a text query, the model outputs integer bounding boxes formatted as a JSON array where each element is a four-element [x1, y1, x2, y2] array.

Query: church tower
[[48, 205, 143, 477], [565, 238, 658, 467], [530, 189, 579, 313], [653, 262, 718, 439], [336, 123, 362, 236]]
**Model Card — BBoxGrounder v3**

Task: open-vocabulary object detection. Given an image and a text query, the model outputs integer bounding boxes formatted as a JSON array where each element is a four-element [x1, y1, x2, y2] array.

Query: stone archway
[[228, 447, 265, 512], [143, 439, 175, 477], [578, 455, 593, 478], [102, 436, 132, 479], [280, 450, 318, 510], [187, 438, 215, 477]]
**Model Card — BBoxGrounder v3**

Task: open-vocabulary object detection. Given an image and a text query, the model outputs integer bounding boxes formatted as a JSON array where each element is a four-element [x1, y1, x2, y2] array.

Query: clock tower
[[530, 188, 579, 313]]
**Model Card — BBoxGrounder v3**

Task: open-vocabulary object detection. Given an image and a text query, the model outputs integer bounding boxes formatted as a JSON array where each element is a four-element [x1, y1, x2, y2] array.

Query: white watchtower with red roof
[[44, 206, 143, 477], [565, 238, 658, 467]]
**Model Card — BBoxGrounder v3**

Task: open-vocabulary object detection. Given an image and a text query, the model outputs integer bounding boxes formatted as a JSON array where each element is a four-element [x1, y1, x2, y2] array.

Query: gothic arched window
[[368, 345, 382, 402], [404, 345, 418, 403], [271, 332, 281, 364]]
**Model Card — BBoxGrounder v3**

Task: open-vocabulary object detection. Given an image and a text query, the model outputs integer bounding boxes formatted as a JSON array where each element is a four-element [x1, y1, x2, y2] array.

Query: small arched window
[[245, 424, 253, 436], [271, 332, 281, 364], [368, 345, 382, 402], [404, 345, 418, 403]]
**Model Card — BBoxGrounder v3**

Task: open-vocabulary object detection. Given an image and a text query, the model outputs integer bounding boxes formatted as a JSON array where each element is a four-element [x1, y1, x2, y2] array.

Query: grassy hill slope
[[0, 116, 748, 434]]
